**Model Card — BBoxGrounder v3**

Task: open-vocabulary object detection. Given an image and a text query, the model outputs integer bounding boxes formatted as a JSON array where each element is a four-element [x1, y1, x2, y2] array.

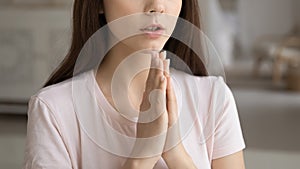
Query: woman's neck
[[96, 42, 153, 110], [97, 42, 152, 82]]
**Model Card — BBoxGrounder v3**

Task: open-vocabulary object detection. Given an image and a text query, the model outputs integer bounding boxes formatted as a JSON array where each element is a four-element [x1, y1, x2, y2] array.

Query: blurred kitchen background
[[0, 0, 299, 168]]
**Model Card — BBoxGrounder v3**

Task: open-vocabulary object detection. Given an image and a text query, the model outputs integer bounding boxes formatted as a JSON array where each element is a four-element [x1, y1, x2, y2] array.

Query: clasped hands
[[127, 51, 197, 169]]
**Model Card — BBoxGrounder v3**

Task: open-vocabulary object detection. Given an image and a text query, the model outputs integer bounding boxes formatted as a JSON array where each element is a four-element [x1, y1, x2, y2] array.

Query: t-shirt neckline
[[88, 69, 138, 125]]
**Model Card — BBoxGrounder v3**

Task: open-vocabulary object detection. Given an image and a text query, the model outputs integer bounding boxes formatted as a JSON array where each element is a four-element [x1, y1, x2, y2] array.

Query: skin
[[97, 0, 246, 168]]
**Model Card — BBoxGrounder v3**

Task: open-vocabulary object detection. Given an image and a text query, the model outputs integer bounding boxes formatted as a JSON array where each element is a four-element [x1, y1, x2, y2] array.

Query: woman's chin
[[125, 36, 169, 52]]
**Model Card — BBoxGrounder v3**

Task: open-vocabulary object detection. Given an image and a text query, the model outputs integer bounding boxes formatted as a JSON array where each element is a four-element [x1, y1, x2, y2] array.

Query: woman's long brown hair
[[44, 0, 208, 87]]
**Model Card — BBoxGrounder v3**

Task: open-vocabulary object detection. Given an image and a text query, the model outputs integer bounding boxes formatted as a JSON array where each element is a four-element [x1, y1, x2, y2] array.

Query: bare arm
[[212, 151, 246, 169], [162, 143, 197, 169], [121, 156, 161, 169]]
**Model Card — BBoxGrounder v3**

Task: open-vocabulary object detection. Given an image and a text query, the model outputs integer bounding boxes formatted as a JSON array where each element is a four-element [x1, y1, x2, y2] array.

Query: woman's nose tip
[[146, 3, 165, 14]]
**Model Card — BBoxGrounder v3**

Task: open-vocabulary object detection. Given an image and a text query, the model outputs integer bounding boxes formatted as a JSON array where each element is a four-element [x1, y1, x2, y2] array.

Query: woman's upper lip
[[140, 24, 165, 31]]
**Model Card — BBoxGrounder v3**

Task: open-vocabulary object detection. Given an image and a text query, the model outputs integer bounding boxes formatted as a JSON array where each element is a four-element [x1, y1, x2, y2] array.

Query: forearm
[[121, 156, 160, 169], [122, 137, 165, 169], [162, 143, 197, 169]]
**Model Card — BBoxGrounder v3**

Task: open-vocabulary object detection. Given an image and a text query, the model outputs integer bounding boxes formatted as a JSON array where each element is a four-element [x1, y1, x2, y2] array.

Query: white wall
[[237, 0, 296, 58]]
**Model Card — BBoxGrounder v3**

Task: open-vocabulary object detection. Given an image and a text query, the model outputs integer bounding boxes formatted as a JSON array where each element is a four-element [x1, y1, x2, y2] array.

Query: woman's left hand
[[158, 51, 197, 168]]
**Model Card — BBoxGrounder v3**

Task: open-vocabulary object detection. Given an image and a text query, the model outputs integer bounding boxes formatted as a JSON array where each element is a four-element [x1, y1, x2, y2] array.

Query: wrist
[[122, 156, 160, 169], [162, 143, 196, 169], [162, 143, 185, 159]]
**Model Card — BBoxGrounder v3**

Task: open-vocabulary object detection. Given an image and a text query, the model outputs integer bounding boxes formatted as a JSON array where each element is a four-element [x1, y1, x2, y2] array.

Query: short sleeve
[[23, 96, 72, 169], [211, 77, 246, 159]]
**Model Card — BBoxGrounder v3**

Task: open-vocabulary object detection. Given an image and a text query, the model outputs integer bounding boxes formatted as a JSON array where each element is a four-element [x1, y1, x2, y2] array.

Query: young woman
[[24, 0, 246, 168]]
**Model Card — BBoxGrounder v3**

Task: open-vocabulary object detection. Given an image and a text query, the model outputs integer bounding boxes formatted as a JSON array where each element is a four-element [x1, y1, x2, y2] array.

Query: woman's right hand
[[122, 51, 169, 168], [137, 51, 168, 138]]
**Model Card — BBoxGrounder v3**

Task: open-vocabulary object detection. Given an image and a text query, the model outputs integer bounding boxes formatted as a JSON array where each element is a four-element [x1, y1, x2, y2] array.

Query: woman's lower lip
[[141, 30, 164, 39]]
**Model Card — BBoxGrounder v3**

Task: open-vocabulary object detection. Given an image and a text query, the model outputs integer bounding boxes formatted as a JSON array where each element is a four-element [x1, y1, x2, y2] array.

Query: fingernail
[[166, 59, 170, 66], [166, 59, 170, 74], [162, 51, 167, 60], [160, 76, 165, 82]]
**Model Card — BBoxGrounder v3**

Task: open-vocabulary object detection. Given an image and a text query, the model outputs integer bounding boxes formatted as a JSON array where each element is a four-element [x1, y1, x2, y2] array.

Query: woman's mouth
[[140, 24, 165, 39]]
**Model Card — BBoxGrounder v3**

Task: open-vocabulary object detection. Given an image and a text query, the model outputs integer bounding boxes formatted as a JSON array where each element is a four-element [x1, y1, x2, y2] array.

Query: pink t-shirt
[[23, 68, 245, 169]]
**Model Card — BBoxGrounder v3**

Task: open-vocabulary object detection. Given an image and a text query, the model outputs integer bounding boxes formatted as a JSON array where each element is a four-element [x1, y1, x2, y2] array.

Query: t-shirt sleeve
[[23, 96, 72, 169], [211, 77, 246, 159]]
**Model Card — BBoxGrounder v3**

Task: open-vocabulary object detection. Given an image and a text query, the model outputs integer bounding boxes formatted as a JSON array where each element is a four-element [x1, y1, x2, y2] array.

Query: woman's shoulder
[[30, 70, 92, 110], [170, 68, 233, 113], [170, 68, 226, 89], [34, 79, 71, 100]]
